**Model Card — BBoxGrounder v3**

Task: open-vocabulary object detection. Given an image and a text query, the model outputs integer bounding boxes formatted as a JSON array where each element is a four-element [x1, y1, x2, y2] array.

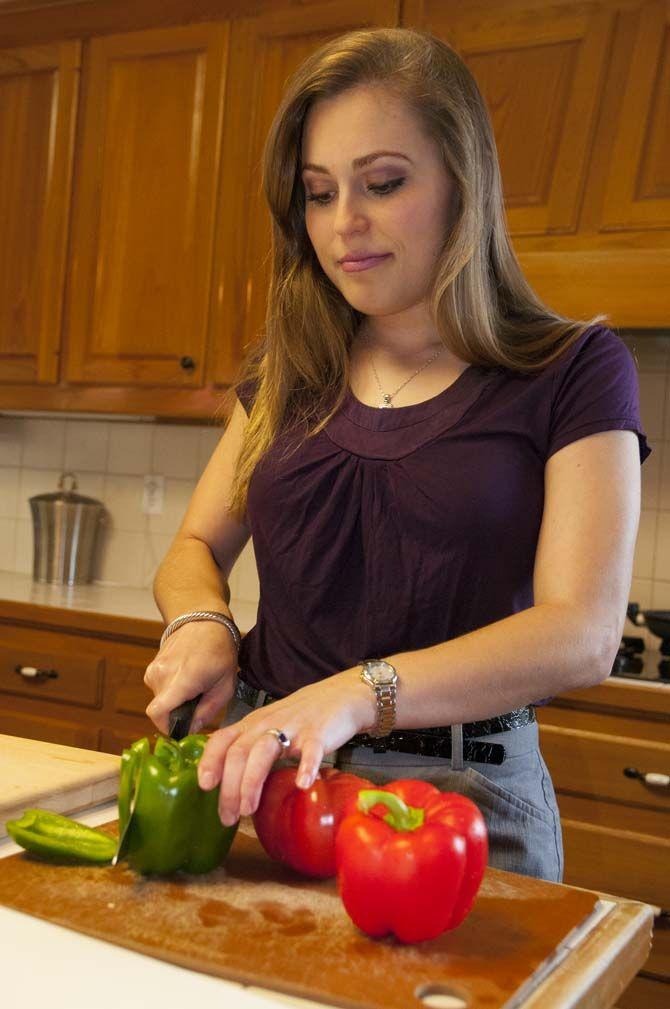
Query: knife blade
[[111, 770, 139, 866], [112, 694, 204, 865]]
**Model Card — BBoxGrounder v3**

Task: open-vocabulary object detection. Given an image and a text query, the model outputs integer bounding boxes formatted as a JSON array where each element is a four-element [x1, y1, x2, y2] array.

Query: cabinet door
[[403, 0, 613, 237], [0, 41, 80, 384], [208, 0, 399, 386], [64, 22, 228, 387], [599, 0, 670, 232]]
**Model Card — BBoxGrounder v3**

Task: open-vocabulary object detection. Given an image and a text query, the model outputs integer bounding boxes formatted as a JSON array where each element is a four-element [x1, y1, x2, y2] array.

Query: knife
[[167, 693, 203, 741], [112, 693, 204, 865]]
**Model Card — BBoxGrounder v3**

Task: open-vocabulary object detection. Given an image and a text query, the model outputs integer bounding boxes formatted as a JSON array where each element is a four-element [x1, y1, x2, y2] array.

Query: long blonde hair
[[223, 27, 606, 520]]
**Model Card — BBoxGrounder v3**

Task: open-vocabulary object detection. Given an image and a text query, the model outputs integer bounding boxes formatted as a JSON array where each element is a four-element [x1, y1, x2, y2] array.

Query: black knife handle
[[168, 694, 203, 741]]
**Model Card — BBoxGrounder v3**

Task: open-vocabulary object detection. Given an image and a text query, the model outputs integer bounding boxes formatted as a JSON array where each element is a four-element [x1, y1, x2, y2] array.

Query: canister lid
[[29, 471, 104, 507]]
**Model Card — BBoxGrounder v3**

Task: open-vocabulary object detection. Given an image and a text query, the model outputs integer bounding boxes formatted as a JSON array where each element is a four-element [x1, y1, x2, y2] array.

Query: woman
[[144, 28, 650, 881]]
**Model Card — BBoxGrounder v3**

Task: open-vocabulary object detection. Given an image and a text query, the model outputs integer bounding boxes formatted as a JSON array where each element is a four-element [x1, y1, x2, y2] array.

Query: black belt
[[234, 677, 536, 766]]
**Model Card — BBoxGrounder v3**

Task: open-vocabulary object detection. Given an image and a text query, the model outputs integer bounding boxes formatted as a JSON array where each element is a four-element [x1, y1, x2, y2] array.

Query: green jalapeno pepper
[[5, 809, 117, 864], [117, 733, 238, 876]]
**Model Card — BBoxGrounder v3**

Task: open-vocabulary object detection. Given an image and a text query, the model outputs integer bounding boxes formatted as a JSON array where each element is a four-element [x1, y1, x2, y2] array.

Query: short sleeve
[[547, 326, 651, 465], [235, 377, 260, 417]]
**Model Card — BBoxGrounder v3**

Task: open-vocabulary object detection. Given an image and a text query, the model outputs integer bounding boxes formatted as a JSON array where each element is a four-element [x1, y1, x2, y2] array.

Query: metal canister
[[29, 471, 107, 585]]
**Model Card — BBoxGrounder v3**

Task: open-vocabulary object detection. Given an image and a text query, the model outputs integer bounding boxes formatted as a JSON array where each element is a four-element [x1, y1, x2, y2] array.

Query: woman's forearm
[[372, 603, 616, 729], [153, 535, 234, 626]]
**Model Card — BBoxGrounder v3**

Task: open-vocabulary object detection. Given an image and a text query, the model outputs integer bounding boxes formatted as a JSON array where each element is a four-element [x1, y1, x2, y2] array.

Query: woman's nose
[[333, 195, 369, 235]]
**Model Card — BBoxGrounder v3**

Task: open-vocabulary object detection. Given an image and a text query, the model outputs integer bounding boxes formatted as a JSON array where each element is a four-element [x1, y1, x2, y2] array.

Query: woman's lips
[[340, 254, 392, 273]]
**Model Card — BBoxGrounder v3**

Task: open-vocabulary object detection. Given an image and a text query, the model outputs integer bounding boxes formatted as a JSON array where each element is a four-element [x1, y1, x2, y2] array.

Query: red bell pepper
[[252, 766, 374, 878], [335, 779, 488, 943]]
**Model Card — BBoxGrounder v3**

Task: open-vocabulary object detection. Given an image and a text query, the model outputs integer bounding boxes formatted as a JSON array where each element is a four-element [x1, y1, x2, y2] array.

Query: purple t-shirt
[[235, 325, 651, 699]]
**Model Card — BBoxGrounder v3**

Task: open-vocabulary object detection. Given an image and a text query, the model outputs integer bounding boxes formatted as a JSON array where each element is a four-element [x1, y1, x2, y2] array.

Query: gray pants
[[221, 695, 564, 883]]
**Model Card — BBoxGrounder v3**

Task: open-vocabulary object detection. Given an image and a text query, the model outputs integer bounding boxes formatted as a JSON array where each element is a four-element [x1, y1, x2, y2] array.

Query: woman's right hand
[[143, 621, 239, 735]]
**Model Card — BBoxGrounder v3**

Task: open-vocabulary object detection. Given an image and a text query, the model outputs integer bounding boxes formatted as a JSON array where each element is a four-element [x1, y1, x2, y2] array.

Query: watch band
[[359, 660, 398, 737]]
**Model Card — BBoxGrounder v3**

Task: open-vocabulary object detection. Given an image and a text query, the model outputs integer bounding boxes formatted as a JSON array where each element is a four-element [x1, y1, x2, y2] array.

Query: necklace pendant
[[379, 393, 393, 408]]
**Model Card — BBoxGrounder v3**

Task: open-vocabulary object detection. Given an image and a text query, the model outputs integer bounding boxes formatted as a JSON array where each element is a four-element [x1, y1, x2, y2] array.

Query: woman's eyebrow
[[301, 150, 413, 175]]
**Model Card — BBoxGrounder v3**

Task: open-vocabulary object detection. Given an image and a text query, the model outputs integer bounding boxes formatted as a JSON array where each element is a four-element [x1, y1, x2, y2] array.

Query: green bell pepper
[[5, 734, 238, 877], [118, 733, 238, 876], [5, 809, 117, 864]]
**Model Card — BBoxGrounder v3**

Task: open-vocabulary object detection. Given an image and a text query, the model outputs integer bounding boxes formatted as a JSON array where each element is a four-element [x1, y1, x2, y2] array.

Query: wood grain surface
[[0, 820, 608, 1009], [0, 734, 119, 837]]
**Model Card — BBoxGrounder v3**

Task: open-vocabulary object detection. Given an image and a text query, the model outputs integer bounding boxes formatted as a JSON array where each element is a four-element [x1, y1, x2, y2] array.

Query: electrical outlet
[[142, 475, 165, 515]]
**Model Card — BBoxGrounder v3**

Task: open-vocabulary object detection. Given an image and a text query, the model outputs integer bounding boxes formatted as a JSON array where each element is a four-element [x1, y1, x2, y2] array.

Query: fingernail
[[239, 797, 251, 816], [199, 770, 215, 789], [296, 771, 311, 789], [220, 809, 237, 826]]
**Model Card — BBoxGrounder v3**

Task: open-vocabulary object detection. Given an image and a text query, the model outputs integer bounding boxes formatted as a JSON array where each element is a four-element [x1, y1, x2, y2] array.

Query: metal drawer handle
[[14, 665, 59, 682], [623, 766, 670, 788]]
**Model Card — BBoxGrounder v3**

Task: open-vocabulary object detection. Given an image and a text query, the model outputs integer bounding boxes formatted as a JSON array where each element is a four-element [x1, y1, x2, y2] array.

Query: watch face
[[365, 659, 397, 683]]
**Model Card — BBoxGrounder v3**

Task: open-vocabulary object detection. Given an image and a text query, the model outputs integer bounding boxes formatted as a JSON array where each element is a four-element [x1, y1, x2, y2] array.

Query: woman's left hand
[[197, 668, 376, 825]]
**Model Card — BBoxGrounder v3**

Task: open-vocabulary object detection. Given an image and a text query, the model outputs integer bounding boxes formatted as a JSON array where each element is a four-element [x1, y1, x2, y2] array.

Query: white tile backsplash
[[0, 467, 19, 518], [22, 418, 66, 469], [152, 425, 200, 479], [96, 527, 146, 585], [638, 372, 666, 441], [64, 419, 110, 472], [1, 332, 669, 605], [15, 518, 33, 575], [147, 477, 196, 536], [0, 418, 23, 466], [0, 516, 16, 569], [107, 422, 153, 475], [0, 416, 244, 592], [102, 474, 147, 533]]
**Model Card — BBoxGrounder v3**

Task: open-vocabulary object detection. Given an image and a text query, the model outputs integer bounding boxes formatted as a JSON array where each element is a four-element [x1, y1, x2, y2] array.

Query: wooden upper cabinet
[[404, 0, 670, 325], [63, 22, 228, 387], [208, 0, 400, 387], [405, 1, 614, 238], [0, 41, 80, 385], [599, 0, 670, 232]]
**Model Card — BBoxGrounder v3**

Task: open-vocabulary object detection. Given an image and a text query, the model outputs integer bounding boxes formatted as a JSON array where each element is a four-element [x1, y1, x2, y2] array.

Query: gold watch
[[359, 659, 398, 737]]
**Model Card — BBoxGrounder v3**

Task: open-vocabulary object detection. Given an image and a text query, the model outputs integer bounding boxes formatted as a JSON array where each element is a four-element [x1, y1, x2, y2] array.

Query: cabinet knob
[[179, 356, 196, 371], [14, 664, 59, 681], [623, 766, 670, 788]]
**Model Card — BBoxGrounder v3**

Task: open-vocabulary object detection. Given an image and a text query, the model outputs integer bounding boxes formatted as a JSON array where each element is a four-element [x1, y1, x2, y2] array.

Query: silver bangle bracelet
[[159, 610, 242, 652]]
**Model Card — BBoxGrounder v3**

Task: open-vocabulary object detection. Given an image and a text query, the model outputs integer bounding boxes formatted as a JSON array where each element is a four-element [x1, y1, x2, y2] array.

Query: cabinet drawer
[[0, 707, 100, 749], [540, 724, 670, 812], [562, 818, 670, 909], [0, 642, 104, 709], [112, 657, 153, 717]]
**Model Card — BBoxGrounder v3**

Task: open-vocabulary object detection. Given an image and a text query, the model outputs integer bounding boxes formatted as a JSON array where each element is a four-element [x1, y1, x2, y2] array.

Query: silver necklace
[[362, 330, 447, 408]]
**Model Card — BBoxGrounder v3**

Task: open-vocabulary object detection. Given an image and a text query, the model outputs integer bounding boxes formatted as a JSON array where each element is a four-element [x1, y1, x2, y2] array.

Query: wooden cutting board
[[0, 819, 604, 1009], [0, 734, 119, 837]]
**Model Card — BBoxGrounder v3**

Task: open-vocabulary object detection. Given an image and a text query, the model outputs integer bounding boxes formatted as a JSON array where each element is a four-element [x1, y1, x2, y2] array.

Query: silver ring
[[265, 728, 291, 749]]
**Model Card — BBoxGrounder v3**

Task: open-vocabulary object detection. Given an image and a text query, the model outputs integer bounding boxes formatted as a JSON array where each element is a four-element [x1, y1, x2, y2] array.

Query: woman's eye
[[305, 177, 405, 206]]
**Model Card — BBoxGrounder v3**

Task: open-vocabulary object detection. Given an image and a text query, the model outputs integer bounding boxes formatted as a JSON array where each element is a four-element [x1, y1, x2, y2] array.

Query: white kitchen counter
[[0, 569, 259, 635]]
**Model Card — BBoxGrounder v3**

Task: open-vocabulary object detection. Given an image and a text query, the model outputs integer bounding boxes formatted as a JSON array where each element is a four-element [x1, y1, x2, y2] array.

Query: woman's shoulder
[[543, 323, 631, 379]]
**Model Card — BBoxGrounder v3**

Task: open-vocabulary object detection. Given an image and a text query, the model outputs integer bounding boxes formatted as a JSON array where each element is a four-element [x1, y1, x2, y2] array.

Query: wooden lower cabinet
[[537, 681, 670, 1009], [0, 615, 228, 754], [0, 620, 161, 753]]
